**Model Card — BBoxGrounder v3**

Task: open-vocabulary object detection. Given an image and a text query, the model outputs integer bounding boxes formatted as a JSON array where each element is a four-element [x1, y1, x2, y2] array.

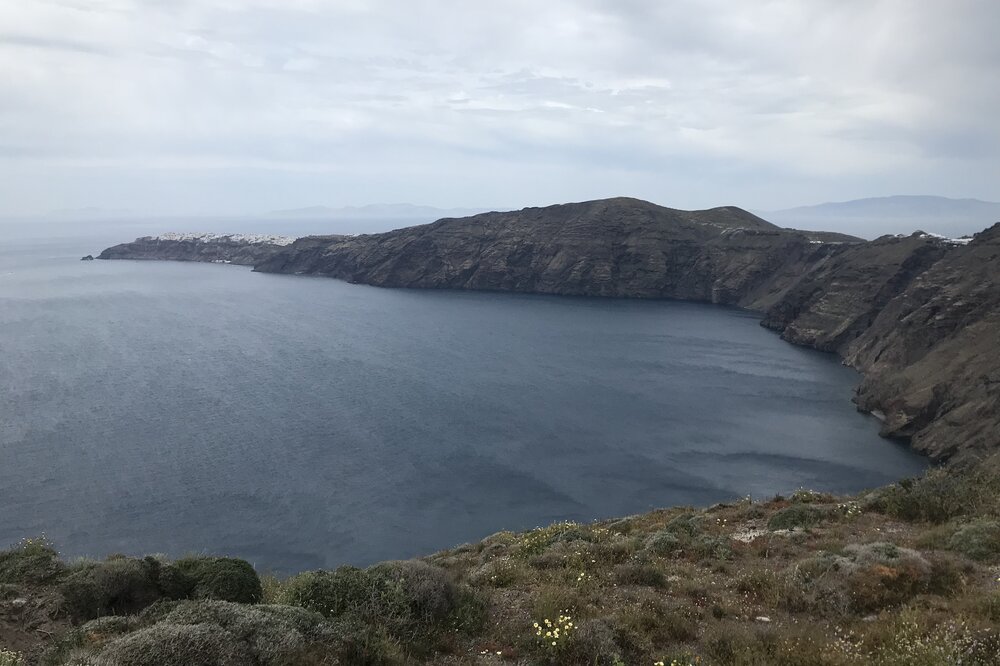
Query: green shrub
[[281, 560, 457, 643], [868, 469, 1000, 524], [532, 585, 585, 622], [545, 619, 623, 666], [156, 562, 196, 600], [367, 560, 457, 629], [325, 619, 404, 665], [468, 556, 522, 588], [787, 543, 940, 614], [735, 569, 788, 605], [58, 600, 334, 666], [616, 594, 699, 645], [664, 513, 703, 537], [591, 537, 639, 564], [843, 543, 932, 613], [946, 520, 1000, 562], [96, 622, 252, 666], [449, 585, 489, 634], [280, 566, 372, 618], [0, 537, 65, 584], [768, 504, 824, 530], [974, 593, 1000, 622], [645, 530, 682, 557], [172, 556, 262, 603], [60, 557, 162, 620], [613, 563, 667, 588], [692, 535, 734, 560]]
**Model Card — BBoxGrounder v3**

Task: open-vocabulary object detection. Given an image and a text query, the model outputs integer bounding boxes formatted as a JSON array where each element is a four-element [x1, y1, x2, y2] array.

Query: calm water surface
[[0, 221, 927, 573]]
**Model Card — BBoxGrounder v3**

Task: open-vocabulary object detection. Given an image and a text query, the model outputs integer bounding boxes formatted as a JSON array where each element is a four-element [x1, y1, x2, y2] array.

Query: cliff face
[[759, 229, 999, 460], [98, 198, 999, 461], [253, 198, 846, 306], [842, 225, 1000, 460], [97, 233, 295, 266], [760, 234, 950, 353]]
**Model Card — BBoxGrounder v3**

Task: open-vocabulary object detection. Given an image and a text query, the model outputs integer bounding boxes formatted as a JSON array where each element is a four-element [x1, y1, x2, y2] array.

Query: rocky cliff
[[97, 232, 296, 266], [760, 227, 999, 460], [99, 198, 998, 461], [844, 226, 1000, 460], [252, 198, 853, 307]]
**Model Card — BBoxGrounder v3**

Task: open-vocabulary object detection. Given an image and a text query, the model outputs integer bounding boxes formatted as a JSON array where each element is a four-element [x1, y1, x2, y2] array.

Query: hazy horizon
[[2, 1, 999, 219]]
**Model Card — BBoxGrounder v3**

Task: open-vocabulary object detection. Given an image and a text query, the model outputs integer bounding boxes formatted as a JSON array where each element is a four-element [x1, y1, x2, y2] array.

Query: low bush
[[324, 619, 404, 665], [692, 535, 734, 560], [95, 623, 252, 666], [849, 612, 1000, 666], [281, 560, 457, 647], [946, 519, 1000, 562], [664, 513, 703, 538], [60, 557, 162, 620], [58, 555, 262, 621], [449, 585, 489, 634], [613, 563, 667, 588], [0, 537, 65, 585], [591, 537, 639, 565], [768, 504, 824, 530], [468, 556, 522, 588], [543, 618, 623, 666], [51, 600, 335, 666], [868, 469, 1000, 524], [532, 585, 586, 623], [172, 556, 263, 603], [368, 560, 457, 630], [645, 530, 682, 557], [280, 566, 371, 618]]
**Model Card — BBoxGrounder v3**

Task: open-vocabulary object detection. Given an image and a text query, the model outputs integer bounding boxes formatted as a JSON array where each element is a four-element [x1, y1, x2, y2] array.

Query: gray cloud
[[0, 0, 998, 216]]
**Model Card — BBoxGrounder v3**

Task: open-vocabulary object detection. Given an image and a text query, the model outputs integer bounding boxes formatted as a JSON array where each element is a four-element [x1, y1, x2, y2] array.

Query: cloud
[[0, 0, 997, 215]]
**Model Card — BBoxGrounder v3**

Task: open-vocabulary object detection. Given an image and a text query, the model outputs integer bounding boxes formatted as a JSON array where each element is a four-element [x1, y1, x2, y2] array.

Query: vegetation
[[2, 459, 1000, 664]]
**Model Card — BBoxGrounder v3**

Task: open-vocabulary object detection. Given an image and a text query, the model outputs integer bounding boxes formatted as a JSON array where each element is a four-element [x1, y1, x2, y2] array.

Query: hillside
[[3, 461, 1000, 665]]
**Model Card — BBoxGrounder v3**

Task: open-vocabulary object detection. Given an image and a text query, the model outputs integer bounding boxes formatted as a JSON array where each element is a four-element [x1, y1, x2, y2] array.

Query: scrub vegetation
[[2, 459, 1000, 665]]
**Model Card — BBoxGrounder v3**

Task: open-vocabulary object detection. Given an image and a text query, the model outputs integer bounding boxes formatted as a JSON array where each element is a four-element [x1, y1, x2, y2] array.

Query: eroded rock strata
[[98, 198, 999, 460], [97, 232, 295, 266]]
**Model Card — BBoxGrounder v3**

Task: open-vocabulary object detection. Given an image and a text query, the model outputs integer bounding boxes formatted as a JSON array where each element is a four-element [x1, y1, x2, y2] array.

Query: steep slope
[[759, 229, 999, 459], [253, 197, 840, 305], [98, 233, 295, 266], [760, 234, 950, 353], [842, 225, 1000, 459]]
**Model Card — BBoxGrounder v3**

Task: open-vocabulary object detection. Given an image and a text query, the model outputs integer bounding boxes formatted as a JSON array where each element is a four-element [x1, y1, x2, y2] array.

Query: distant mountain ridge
[[762, 195, 1000, 239]]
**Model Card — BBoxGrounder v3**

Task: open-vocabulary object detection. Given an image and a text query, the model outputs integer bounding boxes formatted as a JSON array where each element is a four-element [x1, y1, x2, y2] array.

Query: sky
[[1, 0, 999, 216]]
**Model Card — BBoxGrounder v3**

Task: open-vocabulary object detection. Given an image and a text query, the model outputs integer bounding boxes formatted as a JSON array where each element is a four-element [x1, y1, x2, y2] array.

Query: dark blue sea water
[[0, 219, 927, 573]]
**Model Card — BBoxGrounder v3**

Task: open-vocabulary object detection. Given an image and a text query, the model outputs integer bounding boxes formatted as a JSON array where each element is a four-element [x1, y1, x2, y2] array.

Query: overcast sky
[[2, 0, 999, 216]]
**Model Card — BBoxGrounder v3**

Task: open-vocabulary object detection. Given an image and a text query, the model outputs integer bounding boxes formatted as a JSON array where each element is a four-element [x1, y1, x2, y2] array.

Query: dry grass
[[3, 460, 1000, 665]]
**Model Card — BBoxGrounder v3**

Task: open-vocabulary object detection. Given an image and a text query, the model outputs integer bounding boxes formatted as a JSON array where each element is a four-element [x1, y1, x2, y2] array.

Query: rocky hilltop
[[98, 198, 998, 461], [252, 198, 856, 307]]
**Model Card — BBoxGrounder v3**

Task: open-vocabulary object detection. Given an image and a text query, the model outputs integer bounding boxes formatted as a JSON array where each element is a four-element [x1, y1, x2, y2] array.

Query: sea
[[0, 216, 928, 574]]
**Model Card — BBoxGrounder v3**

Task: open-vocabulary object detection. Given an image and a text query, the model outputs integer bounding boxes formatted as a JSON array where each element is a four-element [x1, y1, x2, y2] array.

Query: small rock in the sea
[[80, 255, 94, 261]]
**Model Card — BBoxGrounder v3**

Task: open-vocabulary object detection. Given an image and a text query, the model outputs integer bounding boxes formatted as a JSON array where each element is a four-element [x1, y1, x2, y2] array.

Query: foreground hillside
[[99, 197, 1000, 461], [3, 461, 1000, 665]]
